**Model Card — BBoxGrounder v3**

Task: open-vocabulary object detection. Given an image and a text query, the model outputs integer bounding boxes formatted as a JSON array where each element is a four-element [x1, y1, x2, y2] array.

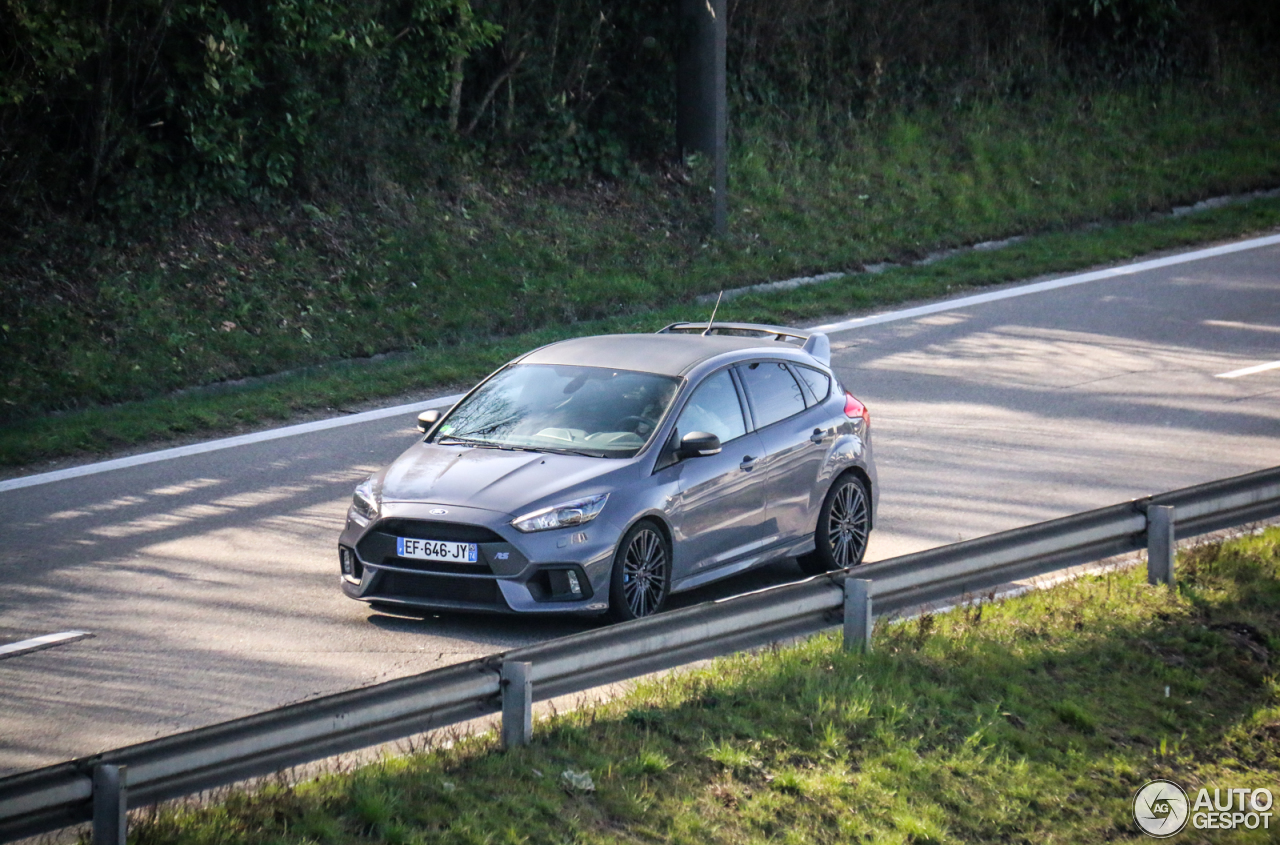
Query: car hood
[[378, 442, 636, 516]]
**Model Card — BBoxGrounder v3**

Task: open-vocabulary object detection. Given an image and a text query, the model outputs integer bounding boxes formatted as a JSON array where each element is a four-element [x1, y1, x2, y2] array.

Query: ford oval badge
[[429, 508, 448, 515]]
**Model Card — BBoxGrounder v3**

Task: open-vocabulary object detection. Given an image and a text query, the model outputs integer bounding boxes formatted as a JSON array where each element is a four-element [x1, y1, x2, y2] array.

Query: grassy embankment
[[4, 84, 1280, 470], [124, 529, 1280, 844]]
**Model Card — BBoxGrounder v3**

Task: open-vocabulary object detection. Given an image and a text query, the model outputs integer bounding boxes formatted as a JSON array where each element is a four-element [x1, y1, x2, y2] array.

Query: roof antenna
[[702, 290, 723, 336]]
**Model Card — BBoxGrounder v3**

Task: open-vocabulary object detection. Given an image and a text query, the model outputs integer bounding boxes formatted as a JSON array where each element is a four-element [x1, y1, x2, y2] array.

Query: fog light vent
[[528, 566, 592, 602], [339, 546, 362, 580]]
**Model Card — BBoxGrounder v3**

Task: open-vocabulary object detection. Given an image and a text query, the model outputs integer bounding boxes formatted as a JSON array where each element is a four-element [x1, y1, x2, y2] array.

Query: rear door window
[[738, 361, 808, 429]]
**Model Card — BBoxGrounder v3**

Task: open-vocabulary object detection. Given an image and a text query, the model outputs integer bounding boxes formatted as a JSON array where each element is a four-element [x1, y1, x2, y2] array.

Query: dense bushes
[[723, 0, 1221, 113], [3, 0, 1277, 228], [460, 0, 1280, 151], [460, 0, 678, 179], [1, 0, 1278, 428], [0, 0, 498, 223]]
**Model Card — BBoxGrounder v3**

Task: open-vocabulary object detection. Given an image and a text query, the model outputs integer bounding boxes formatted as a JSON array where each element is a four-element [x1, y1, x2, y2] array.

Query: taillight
[[844, 391, 870, 427]]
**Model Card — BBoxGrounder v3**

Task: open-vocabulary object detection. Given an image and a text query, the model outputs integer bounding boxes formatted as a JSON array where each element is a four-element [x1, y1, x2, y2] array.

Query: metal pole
[[843, 579, 873, 652], [500, 661, 532, 749], [710, 0, 727, 235], [676, 0, 728, 235], [92, 764, 126, 845], [1146, 505, 1175, 587]]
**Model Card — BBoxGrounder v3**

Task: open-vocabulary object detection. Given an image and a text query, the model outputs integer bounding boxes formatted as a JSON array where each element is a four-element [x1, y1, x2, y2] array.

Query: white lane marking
[[1217, 360, 1280, 379], [807, 232, 1280, 335], [5, 230, 1280, 494], [1203, 319, 1280, 334], [0, 631, 95, 660], [0, 394, 465, 494]]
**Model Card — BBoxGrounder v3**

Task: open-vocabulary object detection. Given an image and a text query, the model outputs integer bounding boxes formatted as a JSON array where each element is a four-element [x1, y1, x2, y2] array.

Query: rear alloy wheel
[[797, 473, 870, 575], [609, 522, 671, 622]]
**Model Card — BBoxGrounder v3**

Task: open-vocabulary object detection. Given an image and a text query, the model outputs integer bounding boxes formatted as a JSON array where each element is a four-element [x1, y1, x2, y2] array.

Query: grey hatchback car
[[338, 322, 877, 621]]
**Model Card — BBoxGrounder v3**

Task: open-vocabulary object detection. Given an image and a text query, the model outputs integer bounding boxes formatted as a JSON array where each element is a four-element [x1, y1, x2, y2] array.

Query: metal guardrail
[[2, 465, 1279, 843]]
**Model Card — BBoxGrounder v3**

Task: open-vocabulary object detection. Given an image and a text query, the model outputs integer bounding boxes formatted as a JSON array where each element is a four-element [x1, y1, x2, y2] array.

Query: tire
[[797, 472, 871, 575], [608, 521, 671, 622]]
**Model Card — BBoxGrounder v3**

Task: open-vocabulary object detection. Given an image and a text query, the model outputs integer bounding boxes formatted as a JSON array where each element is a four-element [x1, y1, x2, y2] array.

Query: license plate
[[396, 537, 478, 563]]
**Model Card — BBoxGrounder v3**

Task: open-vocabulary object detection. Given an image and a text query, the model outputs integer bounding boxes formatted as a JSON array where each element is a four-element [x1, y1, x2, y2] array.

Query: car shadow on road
[[363, 608, 597, 639], [363, 557, 810, 636]]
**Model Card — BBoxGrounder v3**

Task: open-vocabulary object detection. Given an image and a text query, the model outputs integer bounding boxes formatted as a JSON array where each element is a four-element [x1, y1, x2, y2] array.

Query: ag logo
[[1134, 780, 1190, 837]]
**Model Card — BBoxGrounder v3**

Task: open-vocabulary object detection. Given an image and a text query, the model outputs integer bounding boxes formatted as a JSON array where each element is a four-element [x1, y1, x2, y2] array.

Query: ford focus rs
[[338, 322, 877, 621]]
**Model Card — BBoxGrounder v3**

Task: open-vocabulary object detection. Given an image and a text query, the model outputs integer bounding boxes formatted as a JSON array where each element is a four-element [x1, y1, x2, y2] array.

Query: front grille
[[358, 518, 507, 572], [376, 572, 504, 606], [375, 519, 505, 544]]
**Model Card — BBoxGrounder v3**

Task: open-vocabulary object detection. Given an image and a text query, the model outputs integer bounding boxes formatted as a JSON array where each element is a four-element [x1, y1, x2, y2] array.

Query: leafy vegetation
[[6, 0, 1276, 212], [124, 528, 1280, 844], [6, 85, 1280, 411], [0, 0, 499, 215], [2, 0, 1278, 463]]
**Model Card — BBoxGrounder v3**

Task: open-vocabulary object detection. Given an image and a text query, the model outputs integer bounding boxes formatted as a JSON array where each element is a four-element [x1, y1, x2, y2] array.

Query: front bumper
[[338, 501, 617, 614]]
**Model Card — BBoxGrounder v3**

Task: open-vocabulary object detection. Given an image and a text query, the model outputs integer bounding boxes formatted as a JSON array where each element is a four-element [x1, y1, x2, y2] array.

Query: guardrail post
[[843, 579, 873, 652], [501, 661, 532, 749], [1146, 505, 1175, 587], [92, 764, 126, 845]]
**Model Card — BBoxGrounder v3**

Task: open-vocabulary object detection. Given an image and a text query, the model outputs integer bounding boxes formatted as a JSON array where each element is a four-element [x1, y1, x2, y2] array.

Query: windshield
[[432, 364, 681, 458]]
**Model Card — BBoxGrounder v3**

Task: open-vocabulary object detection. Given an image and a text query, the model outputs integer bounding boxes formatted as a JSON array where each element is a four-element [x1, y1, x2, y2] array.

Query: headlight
[[511, 493, 609, 533], [351, 477, 380, 523]]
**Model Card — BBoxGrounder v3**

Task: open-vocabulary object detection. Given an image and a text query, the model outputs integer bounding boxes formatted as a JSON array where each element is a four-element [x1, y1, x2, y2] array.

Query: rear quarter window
[[794, 365, 832, 404]]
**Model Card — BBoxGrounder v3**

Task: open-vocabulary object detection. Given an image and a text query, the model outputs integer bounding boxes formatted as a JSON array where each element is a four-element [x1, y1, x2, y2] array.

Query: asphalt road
[[2, 239, 1278, 775]]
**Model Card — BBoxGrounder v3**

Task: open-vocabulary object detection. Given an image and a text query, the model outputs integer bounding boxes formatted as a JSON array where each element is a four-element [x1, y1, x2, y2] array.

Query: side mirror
[[417, 409, 442, 433], [677, 430, 721, 459]]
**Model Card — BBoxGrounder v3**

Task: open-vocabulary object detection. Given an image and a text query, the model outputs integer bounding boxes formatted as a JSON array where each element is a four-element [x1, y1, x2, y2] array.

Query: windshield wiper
[[439, 436, 607, 458], [437, 435, 498, 447], [439, 437, 546, 454], [535, 446, 609, 458]]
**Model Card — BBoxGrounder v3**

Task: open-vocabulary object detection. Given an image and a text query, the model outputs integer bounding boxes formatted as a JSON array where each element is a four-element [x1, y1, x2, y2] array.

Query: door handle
[[810, 427, 829, 443], [740, 456, 756, 471]]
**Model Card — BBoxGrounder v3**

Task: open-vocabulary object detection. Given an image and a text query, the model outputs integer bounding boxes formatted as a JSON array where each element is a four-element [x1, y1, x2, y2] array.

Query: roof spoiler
[[657, 322, 831, 367], [802, 333, 830, 367]]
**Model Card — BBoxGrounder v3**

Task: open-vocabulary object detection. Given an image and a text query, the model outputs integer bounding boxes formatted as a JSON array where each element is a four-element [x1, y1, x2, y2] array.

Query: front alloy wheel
[[798, 472, 870, 574], [609, 522, 670, 621]]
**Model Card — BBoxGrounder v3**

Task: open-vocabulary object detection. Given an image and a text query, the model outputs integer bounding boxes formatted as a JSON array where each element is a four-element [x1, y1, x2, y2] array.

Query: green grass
[[4, 189, 1280, 471], [7, 83, 1280, 403], [123, 528, 1280, 844], [4, 80, 1280, 470]]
